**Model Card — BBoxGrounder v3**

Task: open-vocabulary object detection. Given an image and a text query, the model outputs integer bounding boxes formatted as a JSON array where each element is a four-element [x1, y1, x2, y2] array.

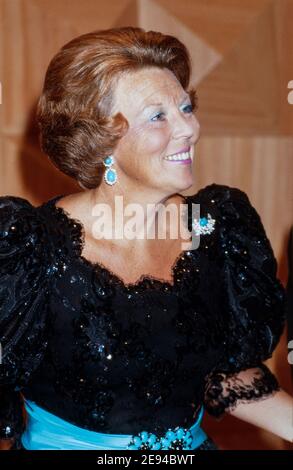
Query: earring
[[103, 155, 117, 185]]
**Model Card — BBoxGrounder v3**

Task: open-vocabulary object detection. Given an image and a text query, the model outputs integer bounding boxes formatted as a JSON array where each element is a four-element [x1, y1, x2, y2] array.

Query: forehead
[[113, 67, 186, 108]]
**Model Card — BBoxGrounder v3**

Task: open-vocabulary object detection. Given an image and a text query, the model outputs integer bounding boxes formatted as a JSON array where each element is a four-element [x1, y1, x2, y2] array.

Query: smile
[[163, 150, 192, 163]]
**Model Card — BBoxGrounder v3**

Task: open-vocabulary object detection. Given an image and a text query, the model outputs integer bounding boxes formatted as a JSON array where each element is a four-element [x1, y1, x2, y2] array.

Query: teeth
[[164, 151, 191, 161]]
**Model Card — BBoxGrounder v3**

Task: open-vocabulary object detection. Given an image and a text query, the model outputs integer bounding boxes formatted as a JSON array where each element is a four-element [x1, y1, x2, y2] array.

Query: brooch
[[127, 427, 193, 450], [192, 213, 216, 236]]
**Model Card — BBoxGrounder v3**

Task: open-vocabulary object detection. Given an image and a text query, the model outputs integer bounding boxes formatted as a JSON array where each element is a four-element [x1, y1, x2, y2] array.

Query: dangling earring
[[103, 155, 117, 186]]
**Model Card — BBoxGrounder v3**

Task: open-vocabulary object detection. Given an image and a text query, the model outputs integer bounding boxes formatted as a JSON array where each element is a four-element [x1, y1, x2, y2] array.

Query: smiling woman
[[0, 26, 291, 451], [94, 65, 199, 196], [36, 26, 199, 191]]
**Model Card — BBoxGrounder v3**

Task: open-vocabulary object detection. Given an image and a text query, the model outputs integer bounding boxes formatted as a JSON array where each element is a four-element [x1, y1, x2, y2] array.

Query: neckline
[[43, 193, 198, 291]]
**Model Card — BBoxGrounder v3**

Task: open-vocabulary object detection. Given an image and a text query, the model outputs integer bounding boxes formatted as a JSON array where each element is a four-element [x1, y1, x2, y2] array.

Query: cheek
[[130, 125, 170, 156]]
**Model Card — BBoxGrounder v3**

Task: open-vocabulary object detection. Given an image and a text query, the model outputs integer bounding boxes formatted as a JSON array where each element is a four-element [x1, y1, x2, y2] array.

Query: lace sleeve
[[202, 185, 287, 418], [204, 364, 280, 418]]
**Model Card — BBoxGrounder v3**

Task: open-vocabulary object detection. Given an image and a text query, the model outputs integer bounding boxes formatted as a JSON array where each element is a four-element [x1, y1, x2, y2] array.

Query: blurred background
[[0, 0, 292, 450]]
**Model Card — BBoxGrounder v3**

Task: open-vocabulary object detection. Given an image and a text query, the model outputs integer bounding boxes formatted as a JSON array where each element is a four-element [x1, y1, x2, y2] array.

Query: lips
[[164, 157, 192, 165], [168, 146, 191, 157], [163, 147, 192, 164]]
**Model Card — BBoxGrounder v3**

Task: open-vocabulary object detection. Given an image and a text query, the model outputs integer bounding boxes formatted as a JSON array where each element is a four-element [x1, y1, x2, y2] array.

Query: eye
[[150, 103, 195, 122], [150, 112, 165, 122], [182, 104, 194, 113]]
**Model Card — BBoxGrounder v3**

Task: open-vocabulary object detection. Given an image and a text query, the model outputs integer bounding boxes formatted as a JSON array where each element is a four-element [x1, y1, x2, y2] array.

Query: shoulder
[[187, 183, 281, 281], [188, 182, 252, 210], [0, 194, 37, 220], [185, 183, 255, 238], [0, 194, 75, 278], [188, 182, 263, 234], [0, 193, 59, 239], [0, 195, 43, 251]]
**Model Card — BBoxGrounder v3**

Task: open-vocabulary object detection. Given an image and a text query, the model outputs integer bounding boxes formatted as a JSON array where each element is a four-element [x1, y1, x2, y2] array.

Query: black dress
[[0, 183, 287, 450]]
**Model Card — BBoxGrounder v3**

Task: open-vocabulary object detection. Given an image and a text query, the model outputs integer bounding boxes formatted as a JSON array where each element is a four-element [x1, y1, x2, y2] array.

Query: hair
[[36, 26, 198, 189]]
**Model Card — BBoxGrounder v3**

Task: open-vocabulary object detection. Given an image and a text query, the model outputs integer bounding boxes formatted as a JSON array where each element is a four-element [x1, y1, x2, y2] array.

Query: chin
[[180, 172, 194, 187], [171, 177, 194, 193]]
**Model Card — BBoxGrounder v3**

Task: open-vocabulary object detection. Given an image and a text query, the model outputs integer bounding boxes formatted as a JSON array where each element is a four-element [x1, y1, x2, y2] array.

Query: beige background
[[0, 0, 292, 449]]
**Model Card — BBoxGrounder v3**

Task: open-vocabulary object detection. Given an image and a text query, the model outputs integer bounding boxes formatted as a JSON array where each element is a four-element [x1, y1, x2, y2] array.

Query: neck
[[88, 181, 185, 248]]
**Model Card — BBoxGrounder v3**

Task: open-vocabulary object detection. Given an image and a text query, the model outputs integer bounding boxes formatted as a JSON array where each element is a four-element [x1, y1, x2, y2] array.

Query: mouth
[[163, 147, 192, 164]]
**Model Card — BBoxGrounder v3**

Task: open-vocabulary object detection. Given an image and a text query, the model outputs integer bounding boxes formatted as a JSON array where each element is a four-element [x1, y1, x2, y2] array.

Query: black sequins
[[0, 184, 286, 444]]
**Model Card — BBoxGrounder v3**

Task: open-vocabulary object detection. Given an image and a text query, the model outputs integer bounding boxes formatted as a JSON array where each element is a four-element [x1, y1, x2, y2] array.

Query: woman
[[0, 26, 292, 450]]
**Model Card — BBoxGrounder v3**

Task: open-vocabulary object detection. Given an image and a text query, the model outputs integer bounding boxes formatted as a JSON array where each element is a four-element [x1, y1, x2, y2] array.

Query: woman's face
[[110, 66, 200, 195]]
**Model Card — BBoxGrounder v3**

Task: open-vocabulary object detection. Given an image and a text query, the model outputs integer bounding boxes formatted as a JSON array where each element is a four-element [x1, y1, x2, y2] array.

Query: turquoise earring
[[103, 155, 117, 185]]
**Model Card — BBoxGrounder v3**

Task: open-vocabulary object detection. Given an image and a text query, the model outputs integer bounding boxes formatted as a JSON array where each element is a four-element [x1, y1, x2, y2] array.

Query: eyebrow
[[141, 93, 190, 111]]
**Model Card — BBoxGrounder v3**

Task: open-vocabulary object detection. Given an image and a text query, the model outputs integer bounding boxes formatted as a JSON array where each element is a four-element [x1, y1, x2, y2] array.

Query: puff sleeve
[[0, 196, 60, 442], [203, 185, 287, 418], [0, 196, 55, 386]]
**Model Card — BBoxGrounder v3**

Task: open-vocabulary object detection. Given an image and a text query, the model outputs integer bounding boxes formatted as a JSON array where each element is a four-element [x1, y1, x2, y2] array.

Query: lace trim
[[204, 363, 280, 418]]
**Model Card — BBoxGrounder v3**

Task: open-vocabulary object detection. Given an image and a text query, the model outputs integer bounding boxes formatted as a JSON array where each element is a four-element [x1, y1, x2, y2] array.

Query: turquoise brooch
[[126, 427, 193, 450], [192, 213, 216, 236]]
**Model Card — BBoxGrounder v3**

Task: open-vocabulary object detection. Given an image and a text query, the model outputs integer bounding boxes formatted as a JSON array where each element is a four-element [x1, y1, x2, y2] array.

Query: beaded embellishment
[[126, 426, 193, 450], [192, 213, 216, 236]]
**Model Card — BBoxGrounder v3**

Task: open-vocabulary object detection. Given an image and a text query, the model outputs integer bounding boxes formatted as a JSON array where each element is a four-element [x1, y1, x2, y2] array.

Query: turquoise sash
[[21, 398, 207, 450]]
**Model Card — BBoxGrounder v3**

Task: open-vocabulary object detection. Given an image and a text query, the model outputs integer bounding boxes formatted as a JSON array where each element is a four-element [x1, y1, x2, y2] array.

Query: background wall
[[0, 0, 292, 449]]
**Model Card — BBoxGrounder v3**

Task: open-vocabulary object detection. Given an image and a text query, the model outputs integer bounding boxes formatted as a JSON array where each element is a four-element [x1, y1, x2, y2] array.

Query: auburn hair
[[36, 26, 198, 189]]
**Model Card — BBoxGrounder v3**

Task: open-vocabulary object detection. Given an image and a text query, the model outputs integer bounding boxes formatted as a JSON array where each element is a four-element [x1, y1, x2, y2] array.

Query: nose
[[171, 110, 200, 142]]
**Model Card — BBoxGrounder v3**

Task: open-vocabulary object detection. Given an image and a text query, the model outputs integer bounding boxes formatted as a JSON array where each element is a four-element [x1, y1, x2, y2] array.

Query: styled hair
[[36, 26, 198, 189]]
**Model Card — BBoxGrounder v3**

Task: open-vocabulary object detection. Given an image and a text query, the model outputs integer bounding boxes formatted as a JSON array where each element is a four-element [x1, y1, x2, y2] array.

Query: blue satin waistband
[[21, 399, 207, 450]]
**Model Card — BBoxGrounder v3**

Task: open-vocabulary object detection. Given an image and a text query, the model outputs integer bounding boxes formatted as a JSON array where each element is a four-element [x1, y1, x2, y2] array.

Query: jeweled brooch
[[127, 427, 193, 450], [192, 213, 216, 236]]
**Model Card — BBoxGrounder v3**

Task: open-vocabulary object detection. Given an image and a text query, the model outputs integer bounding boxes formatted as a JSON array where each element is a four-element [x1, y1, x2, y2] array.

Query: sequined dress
[[0, 183, 286, 450]]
